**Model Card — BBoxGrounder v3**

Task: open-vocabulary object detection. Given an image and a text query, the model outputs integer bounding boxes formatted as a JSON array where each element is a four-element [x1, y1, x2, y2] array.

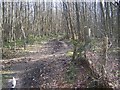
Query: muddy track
[[2, 39, 72, 88]]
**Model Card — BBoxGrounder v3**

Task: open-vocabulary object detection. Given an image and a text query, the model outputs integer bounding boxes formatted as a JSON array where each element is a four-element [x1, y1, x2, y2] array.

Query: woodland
[[1, 0, 120, 89]]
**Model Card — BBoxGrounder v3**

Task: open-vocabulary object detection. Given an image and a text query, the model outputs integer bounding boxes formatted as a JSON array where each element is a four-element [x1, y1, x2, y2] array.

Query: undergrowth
[[65, 62, 77, 84]]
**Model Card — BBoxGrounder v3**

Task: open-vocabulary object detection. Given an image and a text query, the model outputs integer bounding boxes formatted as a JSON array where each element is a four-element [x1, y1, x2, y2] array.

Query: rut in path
[[2, 39, 72, 88]]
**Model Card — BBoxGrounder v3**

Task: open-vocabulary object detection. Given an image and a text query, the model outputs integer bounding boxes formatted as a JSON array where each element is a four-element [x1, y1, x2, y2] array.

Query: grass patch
[[66, 51, 73, 57], [0, 70, 15, 75], [65, 62, 77, 84], [1, 70, 15, 84]]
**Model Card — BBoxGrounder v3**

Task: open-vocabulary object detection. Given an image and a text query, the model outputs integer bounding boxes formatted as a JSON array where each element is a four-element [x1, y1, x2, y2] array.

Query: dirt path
[[2, 39, 73, 88], [2, 39, 119, 89]]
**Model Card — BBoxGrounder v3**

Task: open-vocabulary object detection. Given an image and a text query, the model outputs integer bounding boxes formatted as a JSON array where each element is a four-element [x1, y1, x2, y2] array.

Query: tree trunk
[[75, 2, 81, 40]]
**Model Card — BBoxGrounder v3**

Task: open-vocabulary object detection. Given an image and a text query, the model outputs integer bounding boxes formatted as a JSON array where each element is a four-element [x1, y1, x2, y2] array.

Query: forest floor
[[1, 39, 119, 89]]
